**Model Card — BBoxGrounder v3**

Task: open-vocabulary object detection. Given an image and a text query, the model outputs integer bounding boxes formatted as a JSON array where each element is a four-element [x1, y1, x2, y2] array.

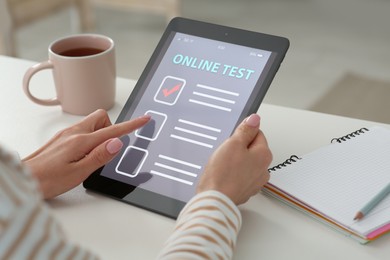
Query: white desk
[[1, 55, 389, 259]]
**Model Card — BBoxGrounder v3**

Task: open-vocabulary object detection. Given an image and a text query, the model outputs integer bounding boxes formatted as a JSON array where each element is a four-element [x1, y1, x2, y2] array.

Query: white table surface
[[1, 55, 389, 259]]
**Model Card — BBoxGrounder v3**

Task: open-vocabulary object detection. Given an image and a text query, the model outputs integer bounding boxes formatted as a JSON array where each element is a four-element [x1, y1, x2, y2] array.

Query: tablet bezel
[[83, 17, 289, 219]]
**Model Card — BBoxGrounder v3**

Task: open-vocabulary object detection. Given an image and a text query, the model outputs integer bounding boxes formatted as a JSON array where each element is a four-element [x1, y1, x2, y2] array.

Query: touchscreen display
[[99, 32, 275, 203]]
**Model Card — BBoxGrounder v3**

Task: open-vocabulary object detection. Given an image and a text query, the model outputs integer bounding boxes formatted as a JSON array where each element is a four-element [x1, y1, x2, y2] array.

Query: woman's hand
[[23, 109, 150, 199], [197, 114, 272, 205]]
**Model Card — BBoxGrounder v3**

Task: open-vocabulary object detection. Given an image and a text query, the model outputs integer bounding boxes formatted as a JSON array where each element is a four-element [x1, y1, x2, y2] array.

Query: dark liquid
[[59, 47, 104, 57]]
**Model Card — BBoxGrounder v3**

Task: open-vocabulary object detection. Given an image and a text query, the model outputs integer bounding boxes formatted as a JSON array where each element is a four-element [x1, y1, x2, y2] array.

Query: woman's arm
[[158, 114, 271, 259], [0, 145, 99, 259]]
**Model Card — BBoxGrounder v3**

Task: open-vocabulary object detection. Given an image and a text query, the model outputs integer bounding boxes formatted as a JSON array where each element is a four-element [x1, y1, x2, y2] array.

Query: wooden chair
[[0, 0, 180, 57], [0, 0, 93, 56], [89, 0, 181, 24]]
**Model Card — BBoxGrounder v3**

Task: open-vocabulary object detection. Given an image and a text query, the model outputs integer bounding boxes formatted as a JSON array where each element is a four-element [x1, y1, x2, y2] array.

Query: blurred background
[[2, 0, 390, 123]]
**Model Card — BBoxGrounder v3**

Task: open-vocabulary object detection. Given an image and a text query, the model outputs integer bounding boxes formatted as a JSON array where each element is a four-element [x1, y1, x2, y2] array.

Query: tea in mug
[[59, 47, 104, 57]]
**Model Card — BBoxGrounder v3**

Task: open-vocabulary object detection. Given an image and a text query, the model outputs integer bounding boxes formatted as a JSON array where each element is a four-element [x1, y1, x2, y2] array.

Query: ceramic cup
[[23, 34, 116, 115]]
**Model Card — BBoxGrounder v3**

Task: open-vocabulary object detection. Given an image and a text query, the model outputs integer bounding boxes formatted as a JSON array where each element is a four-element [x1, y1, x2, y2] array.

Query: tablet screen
[[84, 18, 289, 218]]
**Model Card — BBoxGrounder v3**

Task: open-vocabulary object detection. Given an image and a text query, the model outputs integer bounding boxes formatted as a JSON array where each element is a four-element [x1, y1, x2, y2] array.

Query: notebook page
[[269, 126, 390, 235]]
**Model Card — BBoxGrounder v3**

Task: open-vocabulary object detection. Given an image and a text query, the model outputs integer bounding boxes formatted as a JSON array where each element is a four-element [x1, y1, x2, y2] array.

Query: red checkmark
[[162, 83, 181, 97]]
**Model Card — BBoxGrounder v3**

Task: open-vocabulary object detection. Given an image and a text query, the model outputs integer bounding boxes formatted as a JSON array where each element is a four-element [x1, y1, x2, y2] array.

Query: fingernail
[[139, 114, 151, 120], [106, 138, 123, 155], [245, 114, 260, 127]]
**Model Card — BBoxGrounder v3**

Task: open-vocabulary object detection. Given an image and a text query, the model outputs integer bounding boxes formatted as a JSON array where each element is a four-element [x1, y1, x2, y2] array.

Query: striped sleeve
[[157, 190, 242, 260], [0, 146, 99, 260]]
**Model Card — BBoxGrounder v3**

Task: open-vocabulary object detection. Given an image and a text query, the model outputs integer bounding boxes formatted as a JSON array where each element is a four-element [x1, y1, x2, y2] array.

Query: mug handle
[[22, 61, 60, 106]]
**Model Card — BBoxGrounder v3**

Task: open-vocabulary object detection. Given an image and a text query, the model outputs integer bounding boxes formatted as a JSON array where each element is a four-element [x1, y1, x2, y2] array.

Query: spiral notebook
[[263, 126, 390, 244]]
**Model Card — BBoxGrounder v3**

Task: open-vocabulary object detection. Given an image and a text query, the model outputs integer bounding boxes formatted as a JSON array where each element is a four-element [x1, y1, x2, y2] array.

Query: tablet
[[83, 17, 289, 218]]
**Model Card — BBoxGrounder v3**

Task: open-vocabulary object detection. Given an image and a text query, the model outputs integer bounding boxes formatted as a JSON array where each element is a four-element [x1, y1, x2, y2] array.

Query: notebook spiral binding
[[330, 127, 369, 143], [268, 128, 369, 172], [268, 155, 301, 172]]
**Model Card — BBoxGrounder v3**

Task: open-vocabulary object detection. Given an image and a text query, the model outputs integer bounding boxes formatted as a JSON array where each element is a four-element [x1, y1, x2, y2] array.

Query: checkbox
[[135, 110, 167, 141], [115, 146, 148, 178], [154, 76, 186, 105]]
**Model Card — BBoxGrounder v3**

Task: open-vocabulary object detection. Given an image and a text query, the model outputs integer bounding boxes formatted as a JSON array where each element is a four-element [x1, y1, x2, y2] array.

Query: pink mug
[[23, 34, 116, 115]]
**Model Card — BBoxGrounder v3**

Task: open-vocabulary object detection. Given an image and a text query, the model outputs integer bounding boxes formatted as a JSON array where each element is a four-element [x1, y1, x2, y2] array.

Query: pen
[[354, 183, 390, 221]]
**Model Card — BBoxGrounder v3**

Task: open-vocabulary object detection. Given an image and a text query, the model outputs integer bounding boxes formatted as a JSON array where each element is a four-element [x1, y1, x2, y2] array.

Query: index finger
[[88, 115, 151, 147]]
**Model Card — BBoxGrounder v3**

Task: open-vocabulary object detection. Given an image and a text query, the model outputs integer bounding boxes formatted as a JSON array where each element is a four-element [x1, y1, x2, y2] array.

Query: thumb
[[81, 138, 124, 173], [233, 114, 261, 146]]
